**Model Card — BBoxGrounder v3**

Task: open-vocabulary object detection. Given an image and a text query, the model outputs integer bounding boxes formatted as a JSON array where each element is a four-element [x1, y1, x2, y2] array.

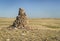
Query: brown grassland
[[0, 18, 60, 41]]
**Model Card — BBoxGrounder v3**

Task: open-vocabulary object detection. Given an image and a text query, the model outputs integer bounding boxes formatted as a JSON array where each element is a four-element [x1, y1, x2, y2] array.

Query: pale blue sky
[[0, 0, 60, 18]]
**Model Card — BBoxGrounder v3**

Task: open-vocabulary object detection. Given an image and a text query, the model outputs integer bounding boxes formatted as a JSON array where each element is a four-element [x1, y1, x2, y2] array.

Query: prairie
[[0, 18, 60, 41]]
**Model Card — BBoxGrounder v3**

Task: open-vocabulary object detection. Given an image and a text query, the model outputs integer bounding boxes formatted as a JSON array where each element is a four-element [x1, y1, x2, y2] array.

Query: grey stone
[[8, 8, 28, 29]]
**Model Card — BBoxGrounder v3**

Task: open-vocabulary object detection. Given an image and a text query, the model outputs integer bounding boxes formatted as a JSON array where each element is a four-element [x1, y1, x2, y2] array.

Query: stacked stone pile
[[9, 8, 28, 29]]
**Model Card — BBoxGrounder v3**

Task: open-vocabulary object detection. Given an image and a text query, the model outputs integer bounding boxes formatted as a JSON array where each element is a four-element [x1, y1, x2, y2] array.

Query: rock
[[8, 8, 28, 29]]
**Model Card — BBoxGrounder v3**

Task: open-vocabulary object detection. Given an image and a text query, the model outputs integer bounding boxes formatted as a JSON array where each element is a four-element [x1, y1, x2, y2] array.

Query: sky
[[0, 0, 60, 18]]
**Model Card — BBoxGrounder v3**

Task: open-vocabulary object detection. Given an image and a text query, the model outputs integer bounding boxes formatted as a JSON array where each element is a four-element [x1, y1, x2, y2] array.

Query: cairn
[[9, 8, 28, 29]]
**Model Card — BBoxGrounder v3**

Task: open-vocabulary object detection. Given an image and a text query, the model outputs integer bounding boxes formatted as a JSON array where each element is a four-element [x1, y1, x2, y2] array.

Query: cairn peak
[[18, 8, 25, 16], [19, 8, 24, 10]]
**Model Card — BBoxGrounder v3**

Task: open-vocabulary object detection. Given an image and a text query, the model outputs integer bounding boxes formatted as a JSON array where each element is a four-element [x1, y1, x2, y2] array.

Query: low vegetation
[[0, 18, 60, 41]]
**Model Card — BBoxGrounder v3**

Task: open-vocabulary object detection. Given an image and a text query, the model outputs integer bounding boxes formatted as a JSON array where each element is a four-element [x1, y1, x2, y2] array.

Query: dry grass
[[0, 18, 60, 41]]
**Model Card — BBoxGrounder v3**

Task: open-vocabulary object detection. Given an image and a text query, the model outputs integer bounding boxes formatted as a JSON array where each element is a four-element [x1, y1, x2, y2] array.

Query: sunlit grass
[[0, 18, 60, 41]]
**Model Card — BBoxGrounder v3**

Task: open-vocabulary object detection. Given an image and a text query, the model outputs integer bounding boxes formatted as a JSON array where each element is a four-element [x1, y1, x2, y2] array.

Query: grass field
[[0, 18, 60, 41]]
